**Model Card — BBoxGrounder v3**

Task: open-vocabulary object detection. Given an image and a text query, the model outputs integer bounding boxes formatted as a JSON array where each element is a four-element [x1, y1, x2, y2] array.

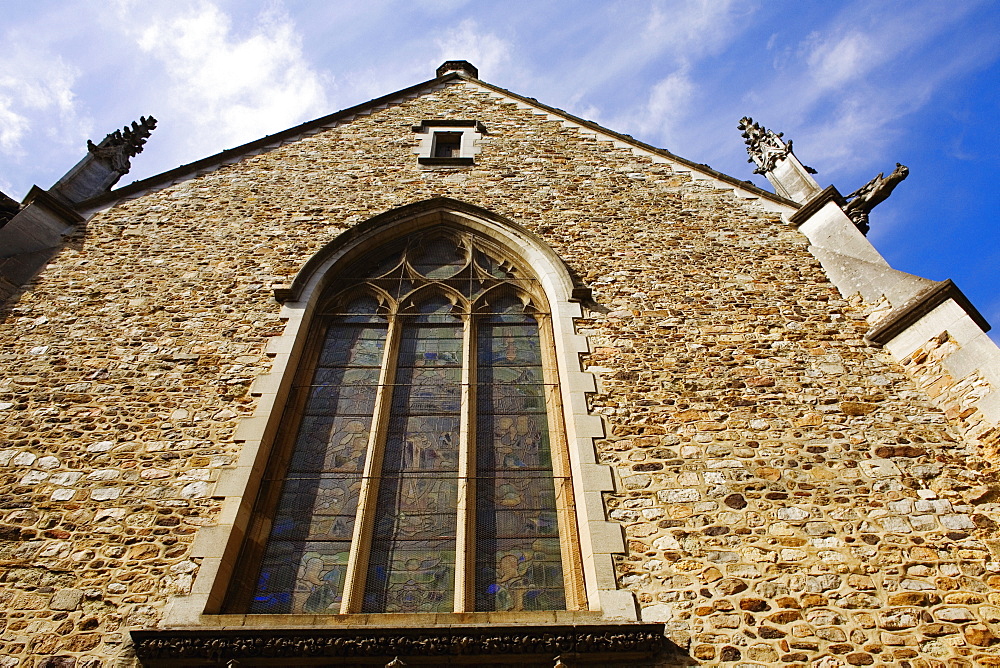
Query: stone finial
[[843, 163, 909, 235], [86, 115, 158, 177], [738, 116, 794, 175], [436, 60, 478, 79], [737, 116, 821, 203]]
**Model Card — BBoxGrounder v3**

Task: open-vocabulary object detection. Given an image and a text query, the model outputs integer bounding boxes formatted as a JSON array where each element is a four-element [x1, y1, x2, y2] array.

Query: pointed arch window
[[226, 228, 584, 615]]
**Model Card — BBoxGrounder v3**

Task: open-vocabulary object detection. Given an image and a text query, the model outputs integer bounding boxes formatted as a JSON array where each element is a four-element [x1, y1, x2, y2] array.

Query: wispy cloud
[[744, 0, 1000, 174], [0, 102, 30, 156], [121, 1, 330, 155], [551, 0, 750, 154], [803, 30, 879, 89], [558, 0, 746, 104], [433, 19, 516, 82], [0, 42, 89, 158], [626, 69, 695, 145]]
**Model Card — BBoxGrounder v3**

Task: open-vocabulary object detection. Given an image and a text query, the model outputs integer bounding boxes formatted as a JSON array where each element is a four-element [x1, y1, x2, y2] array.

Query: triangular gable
[[77, 70, 798, 216]]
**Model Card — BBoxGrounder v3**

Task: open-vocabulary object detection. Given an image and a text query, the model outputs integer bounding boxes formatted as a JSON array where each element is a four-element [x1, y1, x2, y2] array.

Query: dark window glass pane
[[475, 536, 566, 612], [474, 250, 515, 279], [289, 416, 372, 473], [410, 236, 464, 278], [476, 414, 553, 470], [363, 319, 462, 612], [382, 416, 460, 473], [318, 324, 386, 366], [432, 132, 462, 159], [304, 369, 380, 415], [363, 538, 456, 613], [475, 312, 565, 611], [270, 474, 363, 540], [250, 317, 386, 613], [251, 540, 352, 614]]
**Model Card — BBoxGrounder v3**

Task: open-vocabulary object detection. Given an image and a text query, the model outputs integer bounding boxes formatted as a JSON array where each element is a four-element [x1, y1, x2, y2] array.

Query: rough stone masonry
[[2, 68, 1000, 667]]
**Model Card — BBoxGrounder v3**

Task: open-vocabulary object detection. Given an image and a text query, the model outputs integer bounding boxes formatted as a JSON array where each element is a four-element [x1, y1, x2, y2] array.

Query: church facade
[[2, 61, 1000, 666]]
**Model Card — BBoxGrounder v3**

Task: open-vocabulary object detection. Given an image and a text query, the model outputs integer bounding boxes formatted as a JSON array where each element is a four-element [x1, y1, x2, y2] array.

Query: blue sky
[[2, 0, 997, 341]]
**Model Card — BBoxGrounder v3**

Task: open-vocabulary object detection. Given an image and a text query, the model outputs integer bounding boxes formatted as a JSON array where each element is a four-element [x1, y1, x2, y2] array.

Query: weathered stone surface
[[966, 625, 999, 647], [0, 75, 998, 667], [48, 589, 82, 611]]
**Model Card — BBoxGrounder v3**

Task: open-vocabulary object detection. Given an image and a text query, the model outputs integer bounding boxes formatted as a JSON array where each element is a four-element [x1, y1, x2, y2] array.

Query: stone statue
[[842, 163, 909, 235], [87, 115, 158, 177]]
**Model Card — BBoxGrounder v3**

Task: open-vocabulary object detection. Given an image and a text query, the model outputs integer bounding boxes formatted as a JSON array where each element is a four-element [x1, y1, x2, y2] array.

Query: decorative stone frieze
[[131, 623, 667, 664]]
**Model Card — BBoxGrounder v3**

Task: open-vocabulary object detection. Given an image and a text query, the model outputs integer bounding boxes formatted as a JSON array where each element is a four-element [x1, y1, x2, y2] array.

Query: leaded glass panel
[[363, 304, 463, 613], [249, 306, 386, 614], [475, 298, 566, 611], [410, 236, 465, 279], [239, 228, 575, 616]]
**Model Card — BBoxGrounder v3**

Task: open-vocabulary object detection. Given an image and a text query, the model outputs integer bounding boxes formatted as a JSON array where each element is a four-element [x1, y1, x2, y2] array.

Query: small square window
[[414, 121, 484, 166], [432, 132, 462, 158]]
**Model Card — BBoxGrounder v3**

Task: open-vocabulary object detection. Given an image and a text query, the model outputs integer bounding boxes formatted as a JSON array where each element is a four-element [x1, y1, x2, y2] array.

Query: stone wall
[[1, 79, 999, 666], [898, 332, 999, 451]]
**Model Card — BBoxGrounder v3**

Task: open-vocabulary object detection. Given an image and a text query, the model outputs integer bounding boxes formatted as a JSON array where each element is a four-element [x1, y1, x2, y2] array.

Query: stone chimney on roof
[[436, 60, 478, 79]]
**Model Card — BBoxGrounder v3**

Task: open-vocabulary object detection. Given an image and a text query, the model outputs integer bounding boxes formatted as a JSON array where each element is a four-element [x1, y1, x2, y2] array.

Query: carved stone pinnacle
[[87, 115, 158, 177], [738, 116, 792, 175]]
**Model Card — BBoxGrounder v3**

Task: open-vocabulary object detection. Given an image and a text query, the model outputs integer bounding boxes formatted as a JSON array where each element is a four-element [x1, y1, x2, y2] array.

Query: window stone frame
[[166, 198, 635, 628], [413, 120, 485, 166]]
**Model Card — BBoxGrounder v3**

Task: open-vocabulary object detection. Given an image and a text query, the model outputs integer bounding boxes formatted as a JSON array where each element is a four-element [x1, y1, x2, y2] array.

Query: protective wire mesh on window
[[242, 228, 572, 614]]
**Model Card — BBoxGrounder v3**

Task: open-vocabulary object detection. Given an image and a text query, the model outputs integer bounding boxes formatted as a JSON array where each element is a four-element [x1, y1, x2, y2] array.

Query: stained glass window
[[476, 296, 566, 612], [235, 229, 578, 615], [363, 298, 462, 613]]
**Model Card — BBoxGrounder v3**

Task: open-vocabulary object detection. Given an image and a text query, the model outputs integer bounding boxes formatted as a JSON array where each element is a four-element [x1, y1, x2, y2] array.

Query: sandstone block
[[49, 589, 83, 611]]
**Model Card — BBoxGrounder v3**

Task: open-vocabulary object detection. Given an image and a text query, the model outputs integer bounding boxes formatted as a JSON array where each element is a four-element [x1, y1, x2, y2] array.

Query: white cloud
[[565, 0, 745, 98], [739, 0, 1000, 175], [433, 19, 514, 81], [627, 69, 695, 145], [554, 0, 749, 148], [0, 44, 88, 157], [124, 1, 330, 154], [804, 30, 879, 89], [643, 0, 743, 57], [0, 103, 30, 155]]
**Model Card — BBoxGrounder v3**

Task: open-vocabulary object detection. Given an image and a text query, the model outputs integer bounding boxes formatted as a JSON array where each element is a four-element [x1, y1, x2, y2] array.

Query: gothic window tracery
[[228, 228, 582, 615]]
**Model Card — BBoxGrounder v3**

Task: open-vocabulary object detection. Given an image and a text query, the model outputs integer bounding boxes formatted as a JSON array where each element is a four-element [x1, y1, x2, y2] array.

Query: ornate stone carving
[[86, 115, 158, 176], [842, 163, 909, 235], [738, 116, 794, 175], [131, 624, 666, 663]]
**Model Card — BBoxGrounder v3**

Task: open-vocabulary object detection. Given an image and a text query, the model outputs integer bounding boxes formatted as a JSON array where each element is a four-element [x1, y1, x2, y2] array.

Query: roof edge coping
[[78, 70, 797, 212], [866, 278, 991, 345]]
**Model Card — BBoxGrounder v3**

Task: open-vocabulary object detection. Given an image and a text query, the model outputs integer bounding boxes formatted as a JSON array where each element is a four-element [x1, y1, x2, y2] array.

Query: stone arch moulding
[[168, 197, 638, 626]]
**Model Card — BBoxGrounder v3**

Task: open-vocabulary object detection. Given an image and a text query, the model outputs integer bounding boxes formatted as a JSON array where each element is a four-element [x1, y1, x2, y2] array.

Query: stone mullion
[[453, 311, 476, 612], [339, 307, 402, 614]]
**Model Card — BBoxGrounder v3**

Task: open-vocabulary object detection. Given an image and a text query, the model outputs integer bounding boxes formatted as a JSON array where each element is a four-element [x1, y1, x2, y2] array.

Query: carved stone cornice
[[131, 623, 666, 665], [787, 185, 845, 228], [866, 279, 991, 345], [22, 186, 85, 224]]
